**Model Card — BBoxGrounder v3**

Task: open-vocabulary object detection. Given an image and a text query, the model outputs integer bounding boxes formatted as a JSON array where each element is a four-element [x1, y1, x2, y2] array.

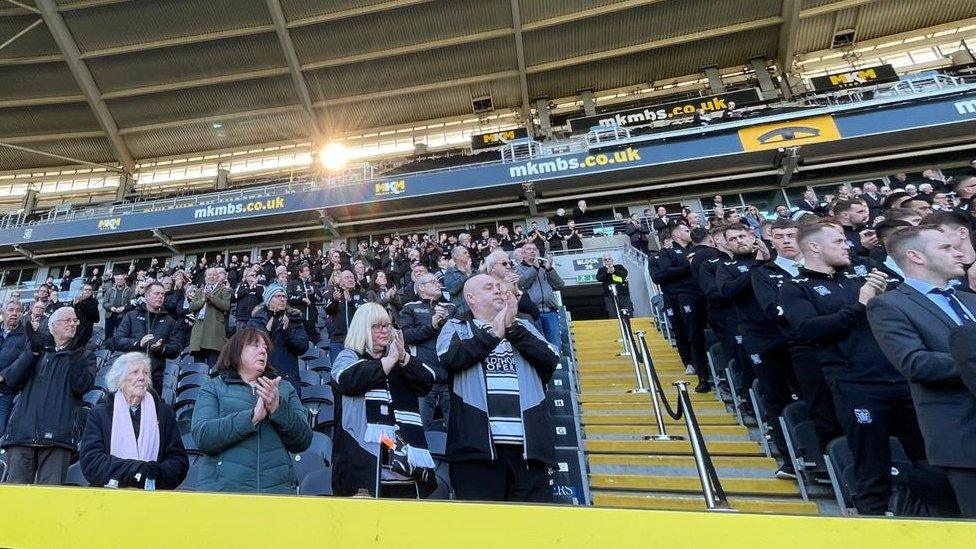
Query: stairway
[[572, 318, 819, 515]]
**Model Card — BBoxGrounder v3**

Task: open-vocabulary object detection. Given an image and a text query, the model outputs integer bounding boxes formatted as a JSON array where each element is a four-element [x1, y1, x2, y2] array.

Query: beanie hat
[[264, 283, 286, 307]]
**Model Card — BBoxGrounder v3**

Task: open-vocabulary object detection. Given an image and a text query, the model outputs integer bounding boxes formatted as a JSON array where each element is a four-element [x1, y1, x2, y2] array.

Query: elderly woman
[[79, 353, 188, 489], [332, 303, 436, 497], [191, 328, 311, 493], [248, 284, 308, 394]]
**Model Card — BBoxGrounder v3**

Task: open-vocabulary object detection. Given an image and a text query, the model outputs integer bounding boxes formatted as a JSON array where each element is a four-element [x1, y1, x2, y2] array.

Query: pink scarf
[[110, 391, 160, 462]]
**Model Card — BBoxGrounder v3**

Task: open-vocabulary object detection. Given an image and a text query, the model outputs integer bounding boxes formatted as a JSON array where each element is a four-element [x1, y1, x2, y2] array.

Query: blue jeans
[[0, 392, 16, 440], [535, 311, 562, 353]]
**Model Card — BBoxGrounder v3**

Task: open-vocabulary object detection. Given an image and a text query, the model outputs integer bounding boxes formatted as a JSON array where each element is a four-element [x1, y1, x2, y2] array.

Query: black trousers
[[944, 467, 976, 518], [664, 294, 708, 382], [604, 295, 632, 320], [104, 314, 123, 341], [742, 339, 796, 459], [450, 445, 553, 503], [192, 350, 220, 368], [4, 446, 72, 485], [788, 343, 841, 446], [831, 381, 927, 515]]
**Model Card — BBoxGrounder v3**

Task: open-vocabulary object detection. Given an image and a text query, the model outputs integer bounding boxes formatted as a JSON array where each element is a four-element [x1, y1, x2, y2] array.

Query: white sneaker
[[684, 365, 696, 375]]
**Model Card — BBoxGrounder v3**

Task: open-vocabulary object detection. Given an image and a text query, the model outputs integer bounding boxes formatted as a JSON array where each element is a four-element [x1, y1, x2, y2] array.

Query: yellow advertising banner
[[738, 115, 841, 152]]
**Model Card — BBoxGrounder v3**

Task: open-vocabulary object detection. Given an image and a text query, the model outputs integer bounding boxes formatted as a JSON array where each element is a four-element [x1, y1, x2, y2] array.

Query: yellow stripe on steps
[[582, 401, 726, 412], [582, 413, 738, 426], [584, 439, 764, 456], [591, 491, 820, 515], [584, 424, 748, 437], [587, 454, 776, 469], [579, 392, 716, 403], [589, 474, 800, 496]]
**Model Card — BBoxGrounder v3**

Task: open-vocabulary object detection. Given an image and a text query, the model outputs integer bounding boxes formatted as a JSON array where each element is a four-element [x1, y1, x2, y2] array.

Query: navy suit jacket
[[867, 284, 976, 468]]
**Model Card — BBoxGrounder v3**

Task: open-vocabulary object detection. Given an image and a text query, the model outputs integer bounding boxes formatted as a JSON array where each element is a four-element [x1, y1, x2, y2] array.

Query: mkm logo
[[97, 217, 122, 231], [375, 180, 406, 196]]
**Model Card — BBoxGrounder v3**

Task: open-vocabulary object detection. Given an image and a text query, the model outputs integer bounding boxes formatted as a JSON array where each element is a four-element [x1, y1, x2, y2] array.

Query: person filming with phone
[[248, 284, 309, 394]]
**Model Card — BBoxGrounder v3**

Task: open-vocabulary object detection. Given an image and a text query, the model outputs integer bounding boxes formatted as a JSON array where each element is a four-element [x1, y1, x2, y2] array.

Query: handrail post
[[610, 284, 633, 357], [636, 331, 683, 441], [674, 381, 733, 511]]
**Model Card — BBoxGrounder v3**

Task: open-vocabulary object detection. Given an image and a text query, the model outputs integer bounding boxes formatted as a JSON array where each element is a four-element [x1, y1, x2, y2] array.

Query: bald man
[[436, 274, 559, 502]]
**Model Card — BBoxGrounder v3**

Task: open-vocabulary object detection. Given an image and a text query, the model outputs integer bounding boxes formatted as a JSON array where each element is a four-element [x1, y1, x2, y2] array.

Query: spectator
[[86, 268, 103, 292], [71, 284, 99, 348], [563, 220, 583, 250], [23, 300, 49, 348], [517, 242, 565, 349], [797, 190, 824, 216], [287, 265, 322, 345], [444, 246, 474, 316], [550, 208, 569, 228], [833, 199, 876, 257], [79, 353, 188, 490], [651, 206, 673, 233], [59, 270, 73, 292], [400, 273, 452, 429], [248, 284, 308, 394], [188, 268, 231, 367], [868, 225, 976, 517], [545, 220, 564, 254], [436, 274, 559, 502], [191, 328, 311, 494], [0, 299, 27, 439], [863, 183, 885, 220], [332, 303, 436, 497], [572, 199, 591, 226], [596, 253, 631, 318], [527, 221, 546, 256], [1, 306, 95, 485], [624, 213, 651, 253], [779, 223, 925, 515], [234, 270, 264, 327], [496, 225, 514, 252], [366, 270, 401, 322], [45, 289, 65, 316], [923, 210, 975, 290], [102, 274, 133, 340], [324, 270, 365, 363], [109, 282, 182, 395]]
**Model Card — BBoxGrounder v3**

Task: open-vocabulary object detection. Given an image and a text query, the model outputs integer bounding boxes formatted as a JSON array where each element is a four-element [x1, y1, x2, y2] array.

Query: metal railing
[[609, 289, 732, 511]]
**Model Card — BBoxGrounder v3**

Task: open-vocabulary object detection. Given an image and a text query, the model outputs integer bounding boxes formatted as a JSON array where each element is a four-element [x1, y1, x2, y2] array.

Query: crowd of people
[[647, 171, 976, 517], [0, 217, 574, 501]]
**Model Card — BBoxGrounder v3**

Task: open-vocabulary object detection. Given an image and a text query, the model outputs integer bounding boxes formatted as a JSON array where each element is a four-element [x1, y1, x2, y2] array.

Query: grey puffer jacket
[[190, 370, 312, 494]]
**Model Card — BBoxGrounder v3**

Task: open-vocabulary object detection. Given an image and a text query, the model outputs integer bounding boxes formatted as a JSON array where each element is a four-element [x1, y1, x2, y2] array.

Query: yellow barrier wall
[[0, 485, 974, 549]]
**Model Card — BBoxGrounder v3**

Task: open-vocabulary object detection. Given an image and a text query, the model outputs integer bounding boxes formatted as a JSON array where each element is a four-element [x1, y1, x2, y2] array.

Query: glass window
[[741, 190, 788, 218]]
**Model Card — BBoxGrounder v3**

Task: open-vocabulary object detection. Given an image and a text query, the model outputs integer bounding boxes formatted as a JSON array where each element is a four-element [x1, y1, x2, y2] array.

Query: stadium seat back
[[292, 450, 328, 484], [298, 469, 333, 496]]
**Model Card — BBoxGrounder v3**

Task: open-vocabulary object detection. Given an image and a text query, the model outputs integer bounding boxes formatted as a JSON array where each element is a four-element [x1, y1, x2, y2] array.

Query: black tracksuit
[[234, 283, 264, 325], [287, 277, 322, 344], [691, 248, 743, 389], [715, 254, 795, 458], [110, 305, 183, 395], [779, 264, 926, 515], [649, 243, 708, 382]]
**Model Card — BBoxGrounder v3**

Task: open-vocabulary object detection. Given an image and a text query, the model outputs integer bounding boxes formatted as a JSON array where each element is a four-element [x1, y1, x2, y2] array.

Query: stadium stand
[[3, 1, 976, 545]]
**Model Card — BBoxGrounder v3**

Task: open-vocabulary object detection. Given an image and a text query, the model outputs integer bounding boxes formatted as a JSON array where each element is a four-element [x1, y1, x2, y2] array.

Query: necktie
[[931, 288, 975, 325]]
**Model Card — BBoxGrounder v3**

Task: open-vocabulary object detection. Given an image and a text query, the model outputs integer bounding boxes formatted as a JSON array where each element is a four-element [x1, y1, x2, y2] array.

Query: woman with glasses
[[331, 303, 436, 497]]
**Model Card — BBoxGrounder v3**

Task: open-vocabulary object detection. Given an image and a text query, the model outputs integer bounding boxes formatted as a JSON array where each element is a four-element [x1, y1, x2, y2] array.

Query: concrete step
[[587, 454, 776, 470], [578, 391, 715, 403], [589, 473, 800, 496], [584, 439, 764, 456], [591, 491, 820, 515], [581, 400, 726, 412]]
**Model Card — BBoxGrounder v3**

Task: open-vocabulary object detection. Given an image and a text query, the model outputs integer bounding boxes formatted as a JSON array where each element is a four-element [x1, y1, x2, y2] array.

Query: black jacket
[[1, 345, 95, 450], [110, 305, 182, 372], [596, 265, 629, 297], [0, 324, 30, 395], [842, 225, 870, 258], [623, 223, 650, 249], [234, 283, 264, 322], [399, 298, 449, 383], [324, 290, 365, 343], [73, 296, 100, 347], [436, 319, 558, 466], [79, 396, 189, 489], [248, 305, 309, 394], [649, 243, 699, 297], [779, 264, 904, 384], [716, 254, 785, 353], [287, 278, 322, 323]]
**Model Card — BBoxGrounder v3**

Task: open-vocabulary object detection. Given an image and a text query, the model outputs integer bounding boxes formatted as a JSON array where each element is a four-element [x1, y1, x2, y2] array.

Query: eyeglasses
[[371, 323, 392, 331], [54, 318, 80, 325], [499, 261, 511, 266]]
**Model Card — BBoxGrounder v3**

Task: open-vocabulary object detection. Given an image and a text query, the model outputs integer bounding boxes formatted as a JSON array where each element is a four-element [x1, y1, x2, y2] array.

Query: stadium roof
[[1, 0, 975, 173]]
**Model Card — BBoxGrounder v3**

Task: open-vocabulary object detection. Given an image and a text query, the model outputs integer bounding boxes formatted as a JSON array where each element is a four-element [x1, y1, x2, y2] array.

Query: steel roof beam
[[265, 0, 325, 141], [35, 0, 135, 172], [509, 0, 533, 137], [777, 0, 801, 77]]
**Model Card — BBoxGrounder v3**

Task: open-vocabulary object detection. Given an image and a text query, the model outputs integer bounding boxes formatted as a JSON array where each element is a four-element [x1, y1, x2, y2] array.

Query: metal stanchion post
[[636, 331, 683, 441], [610, 284, 632, 357], [674, 381, 733, 511], [622, 313, 647, 394]]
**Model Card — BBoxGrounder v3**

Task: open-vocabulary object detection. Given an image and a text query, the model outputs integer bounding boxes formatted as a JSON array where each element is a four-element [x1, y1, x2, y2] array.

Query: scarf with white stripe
[[363, 375, 434, 470]]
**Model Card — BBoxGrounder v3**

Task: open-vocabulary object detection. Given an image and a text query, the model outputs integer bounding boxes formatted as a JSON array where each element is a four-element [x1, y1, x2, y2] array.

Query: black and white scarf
[[363, 365, 434, 469]]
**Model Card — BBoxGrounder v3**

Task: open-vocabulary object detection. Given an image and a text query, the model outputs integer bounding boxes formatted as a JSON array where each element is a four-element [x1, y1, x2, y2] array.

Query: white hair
[[480, 250, 511, 274], [47, 305, 75, 326], [105, 352, 151, 393]]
